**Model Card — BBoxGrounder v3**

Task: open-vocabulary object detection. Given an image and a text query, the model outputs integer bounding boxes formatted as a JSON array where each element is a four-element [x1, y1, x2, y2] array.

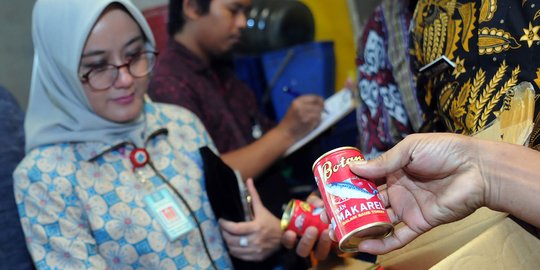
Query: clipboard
[[284, 88, 357, 156]]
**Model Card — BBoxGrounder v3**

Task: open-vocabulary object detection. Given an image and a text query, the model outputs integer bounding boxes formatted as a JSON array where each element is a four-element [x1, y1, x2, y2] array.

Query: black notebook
[[200, 146, 248, 222], [199, 146, 311, 270]]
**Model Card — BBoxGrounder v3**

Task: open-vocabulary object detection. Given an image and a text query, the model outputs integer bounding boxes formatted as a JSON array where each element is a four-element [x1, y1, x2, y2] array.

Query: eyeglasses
[[80, 51, 158, 90]]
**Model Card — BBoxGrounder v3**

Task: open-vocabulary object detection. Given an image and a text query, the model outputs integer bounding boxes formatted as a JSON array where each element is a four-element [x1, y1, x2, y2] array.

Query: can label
[[281, 199, 327, 235], [313, 147, 393, 252]]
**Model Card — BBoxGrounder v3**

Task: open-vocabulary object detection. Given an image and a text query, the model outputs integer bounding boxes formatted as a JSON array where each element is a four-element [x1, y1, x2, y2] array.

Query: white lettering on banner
[[337, 201, 385, 222]]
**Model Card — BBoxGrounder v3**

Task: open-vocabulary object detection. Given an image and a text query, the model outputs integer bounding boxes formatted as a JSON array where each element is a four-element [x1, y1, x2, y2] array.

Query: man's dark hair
[[168, 0, 212, 36]]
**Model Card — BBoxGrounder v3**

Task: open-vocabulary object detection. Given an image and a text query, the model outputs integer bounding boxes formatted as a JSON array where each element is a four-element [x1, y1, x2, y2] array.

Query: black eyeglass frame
[[79, 51, 159, 90]]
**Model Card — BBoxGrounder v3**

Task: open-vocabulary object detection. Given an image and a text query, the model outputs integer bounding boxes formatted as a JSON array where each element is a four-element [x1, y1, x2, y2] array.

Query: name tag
[[419, 55, 456, 79], [144, 188, 195, 241]]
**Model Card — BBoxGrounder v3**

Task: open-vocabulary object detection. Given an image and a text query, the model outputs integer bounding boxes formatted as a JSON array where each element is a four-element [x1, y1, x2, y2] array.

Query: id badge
[[143, 188, 195, 241], [419, 55, 456, 79]]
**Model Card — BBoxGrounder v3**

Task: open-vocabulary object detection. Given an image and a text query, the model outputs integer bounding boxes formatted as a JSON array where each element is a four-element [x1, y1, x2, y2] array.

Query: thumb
[[349, 138, 413, 180], [245, 178, 264, 216]]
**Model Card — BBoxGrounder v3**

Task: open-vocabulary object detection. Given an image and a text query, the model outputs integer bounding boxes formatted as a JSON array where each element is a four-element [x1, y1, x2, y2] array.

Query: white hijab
[[25, 0, 156, 152]]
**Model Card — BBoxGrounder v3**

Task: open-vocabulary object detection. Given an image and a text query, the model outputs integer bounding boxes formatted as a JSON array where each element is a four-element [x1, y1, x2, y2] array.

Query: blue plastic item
[[233, 55, 273, 117], [261, 41, 335, 121]]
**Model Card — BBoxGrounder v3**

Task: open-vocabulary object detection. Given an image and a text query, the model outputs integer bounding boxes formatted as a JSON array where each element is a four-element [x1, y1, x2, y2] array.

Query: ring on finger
[[239, 236, 249, 247]]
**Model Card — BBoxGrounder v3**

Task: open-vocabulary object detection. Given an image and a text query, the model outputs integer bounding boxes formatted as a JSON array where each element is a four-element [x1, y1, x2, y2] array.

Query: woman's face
[[79, 7, 148, 123]]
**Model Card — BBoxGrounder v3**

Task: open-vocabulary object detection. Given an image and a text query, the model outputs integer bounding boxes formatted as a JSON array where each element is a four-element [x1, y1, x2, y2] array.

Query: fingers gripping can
[[281, 199, 328, 235], [312, 147, 393, 252]]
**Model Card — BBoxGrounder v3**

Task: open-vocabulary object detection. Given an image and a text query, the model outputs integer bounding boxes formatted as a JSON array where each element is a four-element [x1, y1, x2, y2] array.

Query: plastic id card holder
[[143, 188, 195, 241], [419, 55, 456, 79]]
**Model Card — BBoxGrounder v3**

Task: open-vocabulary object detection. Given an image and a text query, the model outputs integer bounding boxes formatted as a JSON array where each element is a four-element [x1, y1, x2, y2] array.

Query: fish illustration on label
[[326, 178, 378, 200]]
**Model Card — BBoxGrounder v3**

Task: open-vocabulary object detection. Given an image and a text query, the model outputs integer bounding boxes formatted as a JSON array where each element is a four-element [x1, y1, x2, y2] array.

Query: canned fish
[[312, 147, 393, 252], [281, 199, 327, 235]]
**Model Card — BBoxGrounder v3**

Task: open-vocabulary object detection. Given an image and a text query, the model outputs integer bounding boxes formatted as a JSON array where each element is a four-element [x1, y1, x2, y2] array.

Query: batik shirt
[[149, 41, 274, 153], [412, 0, 540, 149], [14, 102, 233, 270], [356, 0, 421, 159]]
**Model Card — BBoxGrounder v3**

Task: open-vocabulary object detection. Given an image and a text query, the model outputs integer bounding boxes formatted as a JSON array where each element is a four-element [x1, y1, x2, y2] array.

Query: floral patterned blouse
[[14, 102, 233, 270]]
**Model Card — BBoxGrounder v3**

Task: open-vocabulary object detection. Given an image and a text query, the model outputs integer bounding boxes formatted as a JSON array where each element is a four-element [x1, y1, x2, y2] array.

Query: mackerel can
[[281, 199, 327, 235], [312, 147, 393, 252]]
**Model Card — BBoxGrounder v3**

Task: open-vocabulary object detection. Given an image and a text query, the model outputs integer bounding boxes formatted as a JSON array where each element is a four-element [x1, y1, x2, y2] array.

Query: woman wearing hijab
[[14, 0, 282, 269]]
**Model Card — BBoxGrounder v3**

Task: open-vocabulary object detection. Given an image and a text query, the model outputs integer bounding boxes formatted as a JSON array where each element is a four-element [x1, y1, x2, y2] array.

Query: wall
[[299, 0, 354, 91], [347, 0, 381, 46], [136, 0, 381, 92], [0, 1, 34, 110], [300, 0, 379, 91], [0, 0, 380, 110], [0, 0, 163, 111], [131, 0, 166, 10]]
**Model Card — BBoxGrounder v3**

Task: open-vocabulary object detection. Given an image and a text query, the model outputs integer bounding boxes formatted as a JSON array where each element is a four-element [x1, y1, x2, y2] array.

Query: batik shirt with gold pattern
[[411, 0, 540, 149]]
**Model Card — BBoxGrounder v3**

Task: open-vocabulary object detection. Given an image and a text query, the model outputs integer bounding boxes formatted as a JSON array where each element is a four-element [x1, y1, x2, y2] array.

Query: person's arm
[[222, 95, 324, 179], [335, 133, 540, 254], [14, 156, 108, 269], [479, 138, 540, 228]]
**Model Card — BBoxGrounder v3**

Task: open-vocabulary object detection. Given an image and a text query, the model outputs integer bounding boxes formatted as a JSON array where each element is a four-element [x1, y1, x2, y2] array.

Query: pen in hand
[[282, 86, 329, 114], [282, 86, 301, 98]]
